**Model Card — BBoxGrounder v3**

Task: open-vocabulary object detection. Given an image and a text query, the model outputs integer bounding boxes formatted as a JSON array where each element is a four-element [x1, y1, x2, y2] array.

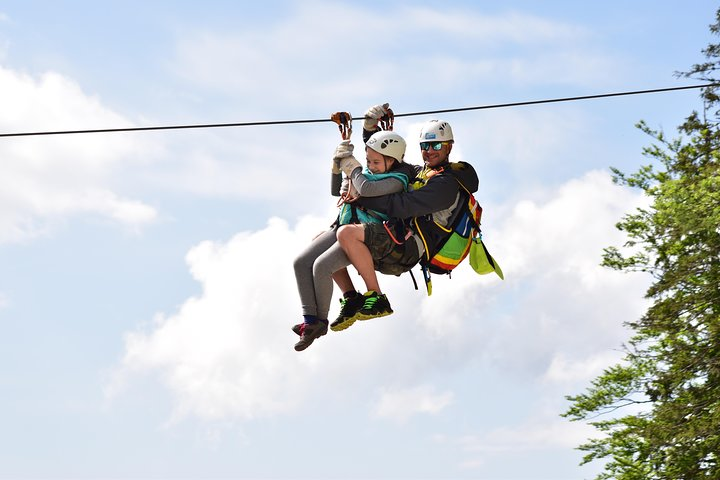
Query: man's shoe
[[330, 293, 365, 332], [291, 323, 303, 335], [355, 291, 393, 321], [294, 320, 329, 351]]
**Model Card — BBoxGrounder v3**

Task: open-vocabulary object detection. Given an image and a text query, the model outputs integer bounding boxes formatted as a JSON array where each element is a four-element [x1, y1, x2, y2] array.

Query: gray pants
[[293, 228, 352, 320]]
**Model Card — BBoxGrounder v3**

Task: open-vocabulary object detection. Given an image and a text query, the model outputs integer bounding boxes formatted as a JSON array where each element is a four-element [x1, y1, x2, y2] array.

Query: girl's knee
[[337, 224, 363, 244], [293, 251, 312, 273]]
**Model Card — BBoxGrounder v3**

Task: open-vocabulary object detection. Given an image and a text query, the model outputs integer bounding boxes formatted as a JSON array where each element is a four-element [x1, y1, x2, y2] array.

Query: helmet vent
[[380, 138, 399, 149]]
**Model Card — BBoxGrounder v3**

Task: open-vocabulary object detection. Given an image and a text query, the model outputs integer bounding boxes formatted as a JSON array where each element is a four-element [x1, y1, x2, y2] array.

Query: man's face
[[420, 141, 452, 168]]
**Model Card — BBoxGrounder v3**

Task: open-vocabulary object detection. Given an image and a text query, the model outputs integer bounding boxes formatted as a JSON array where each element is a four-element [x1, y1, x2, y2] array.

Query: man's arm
[[357, 175, 458, 218]]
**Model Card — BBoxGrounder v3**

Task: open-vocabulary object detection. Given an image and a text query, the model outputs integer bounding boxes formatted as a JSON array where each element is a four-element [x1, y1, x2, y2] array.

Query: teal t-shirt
[[337, 168, 409, 225]]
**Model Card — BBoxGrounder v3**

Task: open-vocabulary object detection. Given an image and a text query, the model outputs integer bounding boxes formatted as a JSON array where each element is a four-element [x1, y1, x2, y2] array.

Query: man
[[334, 118, 479, 328]]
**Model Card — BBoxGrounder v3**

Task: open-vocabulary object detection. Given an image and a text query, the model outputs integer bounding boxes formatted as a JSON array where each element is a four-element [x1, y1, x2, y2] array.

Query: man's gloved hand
[[363, 104, 388, 131], [333, 139, 361, 176]]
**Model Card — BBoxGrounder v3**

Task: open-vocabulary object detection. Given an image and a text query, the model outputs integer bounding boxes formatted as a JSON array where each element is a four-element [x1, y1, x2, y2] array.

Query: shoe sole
[[330, 315, 360, 332], [356, 309, 393, 321]]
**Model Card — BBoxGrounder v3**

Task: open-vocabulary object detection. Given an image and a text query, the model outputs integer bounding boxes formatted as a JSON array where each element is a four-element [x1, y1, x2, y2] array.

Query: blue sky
[[0, 1, 716, 479]]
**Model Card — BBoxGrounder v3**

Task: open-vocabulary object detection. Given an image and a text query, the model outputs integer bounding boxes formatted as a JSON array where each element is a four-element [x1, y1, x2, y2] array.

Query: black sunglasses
[[420, 141, 449, 151]]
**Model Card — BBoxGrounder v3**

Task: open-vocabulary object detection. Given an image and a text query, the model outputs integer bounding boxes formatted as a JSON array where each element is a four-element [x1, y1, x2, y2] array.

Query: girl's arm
[[349, 168, 405, 197]]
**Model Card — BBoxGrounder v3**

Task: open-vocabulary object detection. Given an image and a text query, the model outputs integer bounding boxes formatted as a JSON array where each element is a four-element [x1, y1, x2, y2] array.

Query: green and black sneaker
[[330, 292, 365, 332], [355, 291, 393, 321]]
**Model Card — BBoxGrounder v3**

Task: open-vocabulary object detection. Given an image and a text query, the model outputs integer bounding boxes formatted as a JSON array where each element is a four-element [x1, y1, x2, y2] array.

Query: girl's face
[[366, 148, 393, 174]]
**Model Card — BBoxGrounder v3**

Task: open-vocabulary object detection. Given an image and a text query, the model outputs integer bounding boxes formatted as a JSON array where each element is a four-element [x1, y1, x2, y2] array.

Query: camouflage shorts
[[363, 223, 421, 276]]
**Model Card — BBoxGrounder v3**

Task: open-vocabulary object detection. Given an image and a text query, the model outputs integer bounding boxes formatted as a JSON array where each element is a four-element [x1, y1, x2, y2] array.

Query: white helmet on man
[[366, 130, 406, 162], [419, 120, 454, 143]]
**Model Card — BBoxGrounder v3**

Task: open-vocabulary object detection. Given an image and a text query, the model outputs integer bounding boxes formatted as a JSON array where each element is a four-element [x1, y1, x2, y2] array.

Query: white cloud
[[170, 3, 619, 105], [109, 214, 339, 421], [431, 410, 603, 472], [403, 8, 588, 44], [146, 129, 328, 202], [0, 12, 8, 62], [543, 350, 625, 385], [142, 2, 629, 221], [493, 170, 646, 280], [0, 66, 160, 243], [110, 169, 652, 424], [371, 385, 454, 423], [457, 417, 598, 455], [476, 170, 651, 376], [0, 4, 630, 246]]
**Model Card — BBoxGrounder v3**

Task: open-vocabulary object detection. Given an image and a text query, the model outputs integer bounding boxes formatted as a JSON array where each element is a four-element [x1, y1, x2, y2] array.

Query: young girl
[[292, 107, 416, 351]]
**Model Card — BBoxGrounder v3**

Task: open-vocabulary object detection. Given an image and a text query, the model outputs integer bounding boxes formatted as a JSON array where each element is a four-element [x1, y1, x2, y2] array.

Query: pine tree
[[563, 9, 720, 480]]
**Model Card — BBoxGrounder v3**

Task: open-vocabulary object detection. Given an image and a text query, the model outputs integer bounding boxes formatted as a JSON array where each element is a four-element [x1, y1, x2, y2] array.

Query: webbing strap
[[408, 269, 419, 291]]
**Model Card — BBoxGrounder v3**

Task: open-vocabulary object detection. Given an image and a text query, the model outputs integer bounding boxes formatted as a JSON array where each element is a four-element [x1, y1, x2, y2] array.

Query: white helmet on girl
[[419, 120, 454, 143], [366, 130, 406, 162]]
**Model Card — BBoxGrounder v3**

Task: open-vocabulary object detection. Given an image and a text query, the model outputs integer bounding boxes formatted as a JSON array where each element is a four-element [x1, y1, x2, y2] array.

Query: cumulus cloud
[[455, 416, 598, 458], [404, 8, 587, 44], [110, 169, 650, 427], [170, 2, 622, 106], [153, 2, 626, 220], [109, 216, 315, 421], [0, 65, 160, 243], [0, 4, 630, 246], [477, 170, 651, 377], [542, 350, 626, 385], [371, 385, 454, 423]]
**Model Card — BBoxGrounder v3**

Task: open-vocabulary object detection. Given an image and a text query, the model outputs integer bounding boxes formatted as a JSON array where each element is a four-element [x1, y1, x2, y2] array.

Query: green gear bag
[[469, 237, 504, 280]]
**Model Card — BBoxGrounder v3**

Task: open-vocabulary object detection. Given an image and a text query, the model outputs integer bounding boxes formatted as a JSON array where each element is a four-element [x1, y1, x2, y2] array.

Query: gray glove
[[333, 139, 354, 159], [363, 104, 387, 131], [333, 140, 361, 176]]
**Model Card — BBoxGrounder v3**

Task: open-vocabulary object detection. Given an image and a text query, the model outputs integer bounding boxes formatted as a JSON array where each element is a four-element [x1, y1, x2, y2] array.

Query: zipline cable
[[393, 83, 720, 118], [0, 83, 716, 138]]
